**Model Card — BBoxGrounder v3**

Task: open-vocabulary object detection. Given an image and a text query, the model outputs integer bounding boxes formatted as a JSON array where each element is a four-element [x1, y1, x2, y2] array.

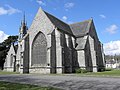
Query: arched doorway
[[31, 32, 47, 66]]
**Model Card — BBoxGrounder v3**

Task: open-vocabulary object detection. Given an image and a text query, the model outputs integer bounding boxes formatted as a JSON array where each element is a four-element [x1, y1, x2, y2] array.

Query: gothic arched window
[[31, 32, 47, 66]]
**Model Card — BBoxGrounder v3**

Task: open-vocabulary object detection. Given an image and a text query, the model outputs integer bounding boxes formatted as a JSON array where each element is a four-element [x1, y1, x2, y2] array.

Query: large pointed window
[[32, 32, 47, 66]]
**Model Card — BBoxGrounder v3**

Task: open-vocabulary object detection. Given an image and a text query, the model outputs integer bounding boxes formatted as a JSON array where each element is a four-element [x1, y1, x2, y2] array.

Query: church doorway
[[32, 32, 47, 66]]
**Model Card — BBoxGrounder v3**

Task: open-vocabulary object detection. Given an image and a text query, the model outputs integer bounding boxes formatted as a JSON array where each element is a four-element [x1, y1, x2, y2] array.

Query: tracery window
[[32, 32, 47, 66]]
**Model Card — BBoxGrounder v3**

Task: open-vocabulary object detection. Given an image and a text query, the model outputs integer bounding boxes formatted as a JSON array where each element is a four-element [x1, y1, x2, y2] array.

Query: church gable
[[28, 8, 73, 37], [28, 8, 55, 39], [69, 19, 92, 37], [88, 20, 99, 41], [5, 44, 16, 67], [27, 8, 55, 54]]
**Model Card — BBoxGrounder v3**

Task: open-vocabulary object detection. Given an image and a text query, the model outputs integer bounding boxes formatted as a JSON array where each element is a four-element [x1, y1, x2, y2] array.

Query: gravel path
[[0, 74, 120, 90]]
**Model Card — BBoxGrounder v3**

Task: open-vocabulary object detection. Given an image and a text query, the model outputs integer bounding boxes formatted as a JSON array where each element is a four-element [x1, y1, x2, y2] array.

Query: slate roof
[[43, 10, 93, 50], [44, 11, 73, 35], [69, 19, 92, 37], [75, 36, 88, 50]]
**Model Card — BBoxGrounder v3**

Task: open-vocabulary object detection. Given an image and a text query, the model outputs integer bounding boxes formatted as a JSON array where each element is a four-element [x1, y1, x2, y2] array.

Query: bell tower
[[19, 13, 28, 41]]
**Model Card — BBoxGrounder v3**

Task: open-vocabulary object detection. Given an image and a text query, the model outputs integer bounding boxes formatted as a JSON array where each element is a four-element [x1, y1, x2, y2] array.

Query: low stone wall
[[4, 67, 14, 72], [29, 67, 50, 74]]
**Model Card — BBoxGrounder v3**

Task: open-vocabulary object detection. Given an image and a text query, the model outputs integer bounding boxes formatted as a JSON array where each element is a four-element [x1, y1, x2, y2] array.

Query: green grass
[[0, 71, 19, 75], [0, 81, 59, 90], [77, 69, 120, 77]]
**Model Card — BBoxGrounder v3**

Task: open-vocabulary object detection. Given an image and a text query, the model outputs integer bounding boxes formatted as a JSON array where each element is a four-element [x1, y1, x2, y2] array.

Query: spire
[[19, 12, 28, 40], [22, 12, 26, 25]]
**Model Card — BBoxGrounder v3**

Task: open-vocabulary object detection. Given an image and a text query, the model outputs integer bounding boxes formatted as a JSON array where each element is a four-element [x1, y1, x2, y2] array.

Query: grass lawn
[[0, 81, 59, 90], [0, 71, 19, 75], [78, 69, 120, 77]]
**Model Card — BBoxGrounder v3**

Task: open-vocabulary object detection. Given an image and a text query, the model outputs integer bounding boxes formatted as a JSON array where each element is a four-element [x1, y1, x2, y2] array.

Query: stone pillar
[[50, 30, 57, 73], [72, 37, 75, 48], [65, 34, 69, 47], [23, 35, 30, 74], [89, 36, 97, 72], [101, 43, 105, 67], [55, 30, 63, 73], [46, 33, 51, 74]]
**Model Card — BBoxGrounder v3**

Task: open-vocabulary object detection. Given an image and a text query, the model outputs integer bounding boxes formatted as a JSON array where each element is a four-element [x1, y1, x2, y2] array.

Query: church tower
[[19, 14, 28, 41]]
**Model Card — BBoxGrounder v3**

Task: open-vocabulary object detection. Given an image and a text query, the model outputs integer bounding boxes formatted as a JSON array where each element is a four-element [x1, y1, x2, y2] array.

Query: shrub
[[81, 69, 87, 73], [75, 68, 81, 73], [75, 68, 87, 73]]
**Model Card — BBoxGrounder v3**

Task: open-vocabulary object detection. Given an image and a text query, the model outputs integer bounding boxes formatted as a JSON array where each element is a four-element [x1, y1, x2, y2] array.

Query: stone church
[[4, 8, 105, 74]]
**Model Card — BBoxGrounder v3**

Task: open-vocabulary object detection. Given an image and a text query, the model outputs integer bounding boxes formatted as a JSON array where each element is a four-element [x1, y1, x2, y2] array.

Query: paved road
[[0, 74, 120, 90]]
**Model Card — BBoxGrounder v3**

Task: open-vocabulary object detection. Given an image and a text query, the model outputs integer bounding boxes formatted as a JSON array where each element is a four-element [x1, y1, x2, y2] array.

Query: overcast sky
[[0, 0, 120, 55]]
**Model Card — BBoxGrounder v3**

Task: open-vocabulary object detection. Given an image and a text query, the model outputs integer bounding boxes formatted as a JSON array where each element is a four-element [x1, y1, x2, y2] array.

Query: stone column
[[101, 43, 105, 67], [55, 30, 63, 73], [46, 33, 51, 73], [23, 35, 30, 74], [72, 37, 75, 48]]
